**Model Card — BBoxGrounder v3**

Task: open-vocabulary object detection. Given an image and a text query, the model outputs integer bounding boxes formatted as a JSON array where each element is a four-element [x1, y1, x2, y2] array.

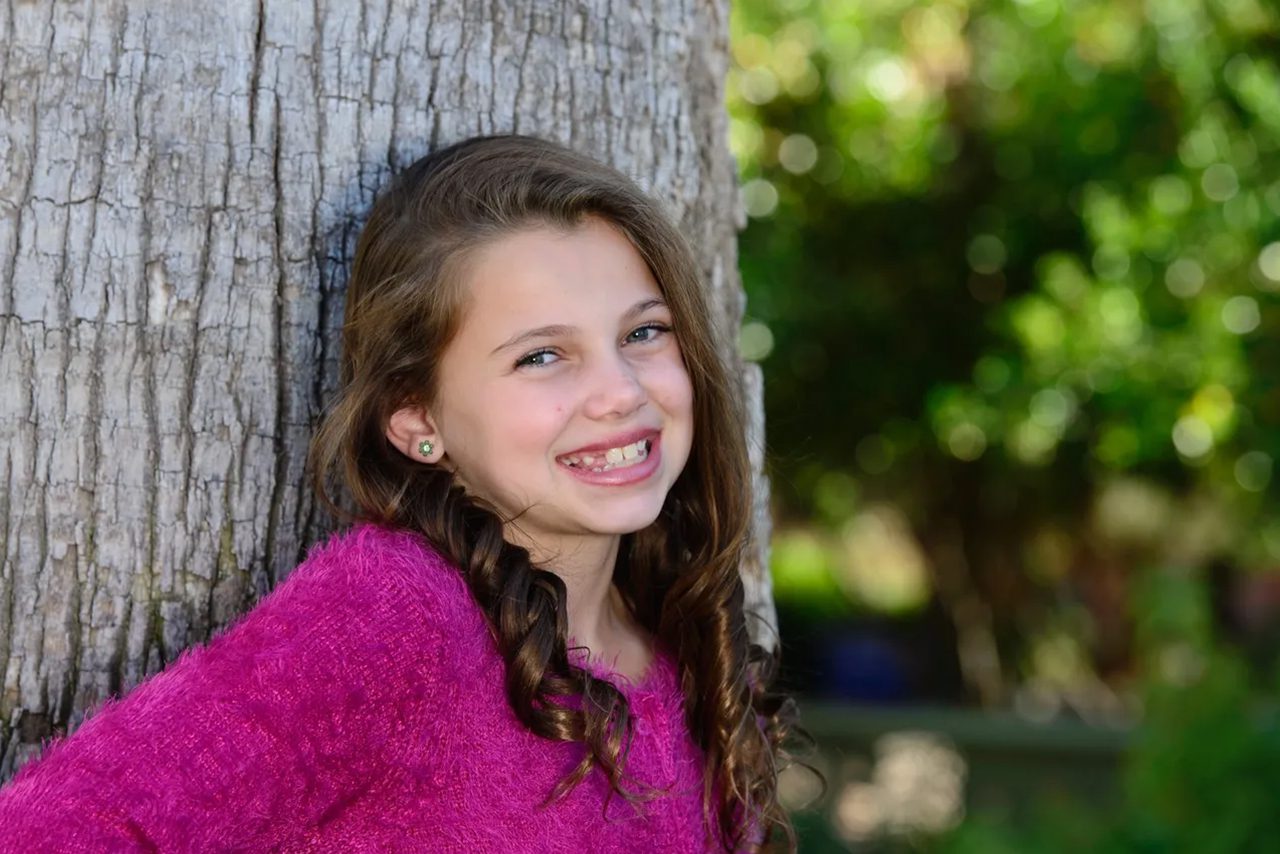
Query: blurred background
[[726, 0, 1280, 850]]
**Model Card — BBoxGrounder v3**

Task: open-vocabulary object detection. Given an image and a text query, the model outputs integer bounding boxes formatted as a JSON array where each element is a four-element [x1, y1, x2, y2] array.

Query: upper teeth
[[560, 439, 651, 471]]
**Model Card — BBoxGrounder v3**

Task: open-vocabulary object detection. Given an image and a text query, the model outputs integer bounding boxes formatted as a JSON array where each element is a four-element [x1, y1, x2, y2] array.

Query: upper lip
[[558, 428, 659, 457]]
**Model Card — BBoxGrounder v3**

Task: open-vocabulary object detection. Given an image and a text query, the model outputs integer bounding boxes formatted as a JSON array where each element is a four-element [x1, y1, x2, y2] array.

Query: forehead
[[454, 218, 664, 335]]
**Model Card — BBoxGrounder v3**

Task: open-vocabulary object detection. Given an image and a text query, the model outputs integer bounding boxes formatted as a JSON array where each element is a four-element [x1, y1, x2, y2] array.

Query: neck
[[505, 529, 634, 657]]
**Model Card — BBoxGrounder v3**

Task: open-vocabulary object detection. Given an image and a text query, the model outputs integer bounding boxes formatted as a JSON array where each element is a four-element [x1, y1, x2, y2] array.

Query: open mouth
[[557, 438, 652, 473]]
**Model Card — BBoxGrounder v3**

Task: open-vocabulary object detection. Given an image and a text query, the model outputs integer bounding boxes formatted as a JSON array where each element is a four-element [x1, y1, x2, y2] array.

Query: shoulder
[[258, 520, 477, 636], [0, 523, 483, 846], [149, 521, 489, 704], [293, 520, 458, 592]]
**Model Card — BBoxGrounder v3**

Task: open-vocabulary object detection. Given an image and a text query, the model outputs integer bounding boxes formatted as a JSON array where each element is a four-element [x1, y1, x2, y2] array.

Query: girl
[[0, 134, 797, 852]]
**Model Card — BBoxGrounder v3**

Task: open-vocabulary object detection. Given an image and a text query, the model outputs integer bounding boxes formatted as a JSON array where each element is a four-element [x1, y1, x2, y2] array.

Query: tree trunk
[[0, 0, 774, 777]]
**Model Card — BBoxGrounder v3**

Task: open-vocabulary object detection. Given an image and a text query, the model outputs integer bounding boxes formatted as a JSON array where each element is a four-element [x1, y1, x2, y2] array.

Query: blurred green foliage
[[729, 0, 1280, 844], [731, 0, 1280, 696]]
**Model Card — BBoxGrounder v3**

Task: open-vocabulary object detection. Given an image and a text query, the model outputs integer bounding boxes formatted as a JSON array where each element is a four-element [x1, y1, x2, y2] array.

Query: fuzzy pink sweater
[[0, 522, 722, 852]]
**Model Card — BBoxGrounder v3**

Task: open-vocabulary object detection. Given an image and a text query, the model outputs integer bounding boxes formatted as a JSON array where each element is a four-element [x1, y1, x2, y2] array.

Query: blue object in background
[[823, 630, 908, 702]]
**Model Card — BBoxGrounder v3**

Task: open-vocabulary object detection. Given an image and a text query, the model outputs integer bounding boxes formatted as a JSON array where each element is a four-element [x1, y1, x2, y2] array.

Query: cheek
[[648, 357, 695, 419], [478, 386, 571, 456]]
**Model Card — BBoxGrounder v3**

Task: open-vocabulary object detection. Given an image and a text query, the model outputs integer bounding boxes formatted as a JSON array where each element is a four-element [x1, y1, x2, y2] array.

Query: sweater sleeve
[[0, 523, 457, 852]]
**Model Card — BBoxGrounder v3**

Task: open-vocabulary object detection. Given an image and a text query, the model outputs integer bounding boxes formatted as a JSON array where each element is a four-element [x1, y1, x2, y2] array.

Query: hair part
[[307, 134, 800, 852]]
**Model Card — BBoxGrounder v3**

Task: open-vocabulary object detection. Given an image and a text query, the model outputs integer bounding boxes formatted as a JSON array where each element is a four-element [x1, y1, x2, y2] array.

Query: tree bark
[[0, 0, 774, 777]]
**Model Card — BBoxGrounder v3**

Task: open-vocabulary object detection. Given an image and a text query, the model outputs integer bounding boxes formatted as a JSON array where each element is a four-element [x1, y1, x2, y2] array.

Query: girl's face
[[423, 216, 694, 555]]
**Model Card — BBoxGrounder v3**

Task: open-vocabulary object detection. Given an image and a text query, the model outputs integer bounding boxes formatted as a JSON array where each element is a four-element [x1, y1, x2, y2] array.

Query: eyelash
[[514, 322, 673, 369]]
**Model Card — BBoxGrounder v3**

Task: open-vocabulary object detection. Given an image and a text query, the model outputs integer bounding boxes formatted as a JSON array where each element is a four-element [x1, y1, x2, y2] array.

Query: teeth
[[560, 439, 650, 472]]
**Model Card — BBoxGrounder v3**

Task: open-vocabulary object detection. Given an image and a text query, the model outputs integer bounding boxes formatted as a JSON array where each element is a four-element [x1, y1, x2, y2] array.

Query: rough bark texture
[[0, 0, 774, 778]]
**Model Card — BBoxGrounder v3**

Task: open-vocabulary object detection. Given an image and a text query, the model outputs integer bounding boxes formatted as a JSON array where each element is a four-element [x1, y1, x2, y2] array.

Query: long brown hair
[[308, 134, 798, 851]]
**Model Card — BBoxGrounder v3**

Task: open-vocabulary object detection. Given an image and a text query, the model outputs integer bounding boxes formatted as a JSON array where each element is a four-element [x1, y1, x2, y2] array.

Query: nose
[[582, 350, 646, 420]]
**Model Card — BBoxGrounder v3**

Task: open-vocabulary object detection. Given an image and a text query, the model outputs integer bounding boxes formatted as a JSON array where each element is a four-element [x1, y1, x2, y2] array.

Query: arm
[[0, 523, 450, 851]]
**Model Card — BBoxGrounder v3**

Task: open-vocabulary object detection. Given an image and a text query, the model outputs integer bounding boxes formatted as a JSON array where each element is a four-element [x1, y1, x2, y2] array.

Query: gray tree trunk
[[0, 0, 774, 778]]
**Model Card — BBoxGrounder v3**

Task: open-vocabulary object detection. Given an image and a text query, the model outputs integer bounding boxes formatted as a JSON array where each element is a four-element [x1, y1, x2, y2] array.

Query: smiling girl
[[0, 135, 797, 852]]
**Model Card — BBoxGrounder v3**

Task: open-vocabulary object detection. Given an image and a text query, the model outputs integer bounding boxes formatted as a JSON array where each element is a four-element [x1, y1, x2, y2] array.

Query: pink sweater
[[0, 522, 722, 852]]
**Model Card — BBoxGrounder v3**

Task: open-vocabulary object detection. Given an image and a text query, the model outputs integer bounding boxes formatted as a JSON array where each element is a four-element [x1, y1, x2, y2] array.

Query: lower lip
[[557, 436, 662, 486]]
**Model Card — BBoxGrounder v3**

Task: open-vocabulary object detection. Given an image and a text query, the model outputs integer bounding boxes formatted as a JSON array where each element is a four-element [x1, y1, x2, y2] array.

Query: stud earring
[[418, 439, 434, 458]]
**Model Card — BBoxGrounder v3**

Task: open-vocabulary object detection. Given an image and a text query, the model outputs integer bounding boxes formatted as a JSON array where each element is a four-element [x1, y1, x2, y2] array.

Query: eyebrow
[[489, 298, 669, 357]]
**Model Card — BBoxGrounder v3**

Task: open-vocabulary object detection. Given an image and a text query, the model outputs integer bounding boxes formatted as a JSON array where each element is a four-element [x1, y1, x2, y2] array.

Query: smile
[[557, 439, 651, 473]]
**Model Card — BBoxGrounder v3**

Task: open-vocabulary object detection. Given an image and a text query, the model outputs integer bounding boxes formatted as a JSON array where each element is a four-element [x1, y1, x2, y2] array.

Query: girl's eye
[[515, 324, 670, 369], [626, 322, 672, 344], [515, 348, 560, 369]]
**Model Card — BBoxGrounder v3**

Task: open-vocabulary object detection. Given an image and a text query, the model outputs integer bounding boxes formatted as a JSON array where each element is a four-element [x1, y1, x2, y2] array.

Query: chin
[[586, 502, 666, 536]]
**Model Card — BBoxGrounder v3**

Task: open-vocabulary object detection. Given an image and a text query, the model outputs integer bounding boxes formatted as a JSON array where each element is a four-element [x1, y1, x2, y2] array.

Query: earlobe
[[386, 404, 443, 463]]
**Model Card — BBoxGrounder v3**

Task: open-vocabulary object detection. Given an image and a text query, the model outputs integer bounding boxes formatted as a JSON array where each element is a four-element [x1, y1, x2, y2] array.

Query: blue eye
[[626, 322, 672, 344], [515, 348, 560, 368]]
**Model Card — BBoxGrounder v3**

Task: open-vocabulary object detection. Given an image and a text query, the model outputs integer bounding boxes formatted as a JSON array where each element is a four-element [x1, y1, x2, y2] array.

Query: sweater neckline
[[567, 638, 675, 703]]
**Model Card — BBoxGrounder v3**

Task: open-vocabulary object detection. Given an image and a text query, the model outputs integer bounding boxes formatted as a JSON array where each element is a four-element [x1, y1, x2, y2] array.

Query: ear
[[386, 403, 444, 464]]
